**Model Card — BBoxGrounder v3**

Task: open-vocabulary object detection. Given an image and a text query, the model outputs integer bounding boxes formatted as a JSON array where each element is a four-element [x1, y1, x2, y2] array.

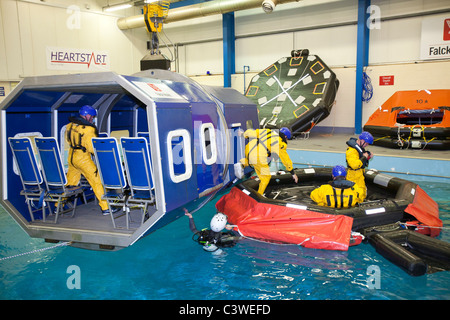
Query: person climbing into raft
[[239, 127, 298, 196], [65, 105, 118, 215], [184, 209, 240, 253], [310, 165, 364, 208], [345, 131, 374, 201]]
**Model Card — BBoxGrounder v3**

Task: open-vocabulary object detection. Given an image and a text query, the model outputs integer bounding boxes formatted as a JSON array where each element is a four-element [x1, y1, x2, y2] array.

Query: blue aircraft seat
[[92, 137, 129, 228], [137, 132, 152, 165], [121, 137, 155, 226], [137, 131, 149, 140], [35, 137, 84, 223], [8, 137, 46, 221]]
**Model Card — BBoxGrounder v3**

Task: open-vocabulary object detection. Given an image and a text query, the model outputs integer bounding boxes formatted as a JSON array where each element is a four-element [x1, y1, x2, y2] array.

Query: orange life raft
[[363, 90, 450, 149]]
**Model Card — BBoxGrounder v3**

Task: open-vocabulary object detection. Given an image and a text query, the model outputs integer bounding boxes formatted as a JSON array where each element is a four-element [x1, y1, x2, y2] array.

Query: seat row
[[9, 135, 155, 229], [92, 136, 155, 229]]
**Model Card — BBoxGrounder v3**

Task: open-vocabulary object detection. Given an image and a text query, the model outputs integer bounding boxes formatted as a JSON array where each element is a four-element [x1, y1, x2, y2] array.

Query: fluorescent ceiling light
[[103, 2, 133, 12]]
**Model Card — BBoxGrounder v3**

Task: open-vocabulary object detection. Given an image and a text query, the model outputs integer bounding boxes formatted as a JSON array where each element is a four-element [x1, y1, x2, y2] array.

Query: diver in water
[[345, 131, 374, 201], [184, 209, 240, 253], [310, 165, 364, 208]]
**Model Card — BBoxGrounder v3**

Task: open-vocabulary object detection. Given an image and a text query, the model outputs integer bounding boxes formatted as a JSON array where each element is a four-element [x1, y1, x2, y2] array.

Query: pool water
[[0, 178, 449, 300]]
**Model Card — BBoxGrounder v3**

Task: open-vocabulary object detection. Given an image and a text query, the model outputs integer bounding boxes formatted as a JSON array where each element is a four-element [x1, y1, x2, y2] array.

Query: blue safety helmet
[[332, 165, 347, 178], [359, 131, 374, 145], [280, 127, 292, 140], [79, 105, 97, 117]]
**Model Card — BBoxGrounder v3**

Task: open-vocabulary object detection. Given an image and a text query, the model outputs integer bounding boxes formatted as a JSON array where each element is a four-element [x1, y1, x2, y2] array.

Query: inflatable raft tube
[[368, 230, 450, 276], [216, 167, 442, 250], [239, 168, 439, 232]]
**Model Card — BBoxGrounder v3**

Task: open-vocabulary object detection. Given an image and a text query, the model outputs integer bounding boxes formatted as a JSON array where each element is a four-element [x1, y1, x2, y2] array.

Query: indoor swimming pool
[[0, 176, 449, 300]]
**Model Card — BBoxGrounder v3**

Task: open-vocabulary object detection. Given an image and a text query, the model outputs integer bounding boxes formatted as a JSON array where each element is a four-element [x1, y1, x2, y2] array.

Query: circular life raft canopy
[[245, 49, 339, 136]]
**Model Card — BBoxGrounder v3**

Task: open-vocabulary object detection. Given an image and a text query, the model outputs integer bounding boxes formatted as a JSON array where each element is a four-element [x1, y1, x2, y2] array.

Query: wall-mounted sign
[[379, 75, 394, 86], [420, 16, 450, 60], [46, 46, 110, 71]]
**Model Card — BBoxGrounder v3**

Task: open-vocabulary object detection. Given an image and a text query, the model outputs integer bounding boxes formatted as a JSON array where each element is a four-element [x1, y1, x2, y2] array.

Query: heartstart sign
[[46, 47, 110, 71]]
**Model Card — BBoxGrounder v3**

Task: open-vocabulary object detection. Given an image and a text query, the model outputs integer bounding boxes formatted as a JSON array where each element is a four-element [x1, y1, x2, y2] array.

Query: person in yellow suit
[[240, 127, 298, 195], [66, 105, 117, 215], [345, 131, 374, 201], [310, 165, 364, 208]]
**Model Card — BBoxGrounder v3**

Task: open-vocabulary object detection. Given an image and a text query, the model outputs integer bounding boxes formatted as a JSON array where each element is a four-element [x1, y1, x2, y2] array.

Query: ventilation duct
[[117, 0, 301, 30]]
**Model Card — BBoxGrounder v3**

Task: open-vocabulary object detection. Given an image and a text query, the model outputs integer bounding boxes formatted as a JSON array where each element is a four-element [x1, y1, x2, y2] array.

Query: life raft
[[363, 90, 450, 150], [244, 49, 339, 136], [215, 167, 442, 251]]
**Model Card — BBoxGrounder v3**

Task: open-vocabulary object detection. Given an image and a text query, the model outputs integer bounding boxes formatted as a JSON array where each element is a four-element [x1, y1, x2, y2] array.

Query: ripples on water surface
[[0, 178, 449, 300]]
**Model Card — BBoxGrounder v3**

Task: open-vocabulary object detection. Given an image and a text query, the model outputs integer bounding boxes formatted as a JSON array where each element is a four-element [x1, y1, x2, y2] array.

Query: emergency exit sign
[[379, 75, 394, 86]]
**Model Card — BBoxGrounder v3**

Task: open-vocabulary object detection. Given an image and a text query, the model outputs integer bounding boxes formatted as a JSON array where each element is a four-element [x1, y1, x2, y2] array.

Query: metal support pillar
[[223, 12, 235, 88], [354, 0, 370, 134]]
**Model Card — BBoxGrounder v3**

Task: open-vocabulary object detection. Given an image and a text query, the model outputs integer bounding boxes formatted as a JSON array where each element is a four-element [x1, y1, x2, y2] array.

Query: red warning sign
[[147, 83, 162, 92], [379, 75, 394, 86]]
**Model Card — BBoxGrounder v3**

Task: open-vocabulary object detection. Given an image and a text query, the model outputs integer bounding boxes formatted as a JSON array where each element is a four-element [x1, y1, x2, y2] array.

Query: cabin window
[[167, 129, 192, 183], [231, 124, 245, 164], [200, 123, 217, 165]]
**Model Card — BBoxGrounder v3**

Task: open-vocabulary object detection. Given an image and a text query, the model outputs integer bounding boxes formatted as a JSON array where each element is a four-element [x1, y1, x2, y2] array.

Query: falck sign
[[420, 16, 450, 60], [46, 46, 110, 71]]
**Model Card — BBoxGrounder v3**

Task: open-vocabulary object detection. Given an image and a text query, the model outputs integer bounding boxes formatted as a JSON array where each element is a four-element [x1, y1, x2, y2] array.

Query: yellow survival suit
[[66, 116, 108, 211], [345, 137, 372, 200], [310, 177, 364, 208], [240, 128, 296, 195]]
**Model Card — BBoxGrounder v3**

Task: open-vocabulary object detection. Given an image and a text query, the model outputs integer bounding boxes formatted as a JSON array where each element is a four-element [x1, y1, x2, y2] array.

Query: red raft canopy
[[216, 168, 442, 251], [363, 89, 450, 149], [216, 187, 353, 251], [405, 185, 442, 237]]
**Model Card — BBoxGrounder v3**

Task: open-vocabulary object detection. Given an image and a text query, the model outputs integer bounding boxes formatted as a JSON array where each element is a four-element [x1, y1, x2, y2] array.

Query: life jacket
[[246, 129, 284, 160], [66, 116, 99, 165], [346, 137, 368, 169], [66, 116, 99, 153], [325, 178, 360, 208]]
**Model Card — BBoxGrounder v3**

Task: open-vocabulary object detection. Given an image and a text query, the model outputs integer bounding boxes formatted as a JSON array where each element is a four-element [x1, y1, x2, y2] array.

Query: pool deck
[[286, 133, 450, 179]]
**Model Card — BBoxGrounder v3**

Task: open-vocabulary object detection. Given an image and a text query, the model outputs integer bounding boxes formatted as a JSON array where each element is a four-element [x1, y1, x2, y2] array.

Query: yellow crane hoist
[[143, 1, 169, 33], [143, 1, 170, 55]]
